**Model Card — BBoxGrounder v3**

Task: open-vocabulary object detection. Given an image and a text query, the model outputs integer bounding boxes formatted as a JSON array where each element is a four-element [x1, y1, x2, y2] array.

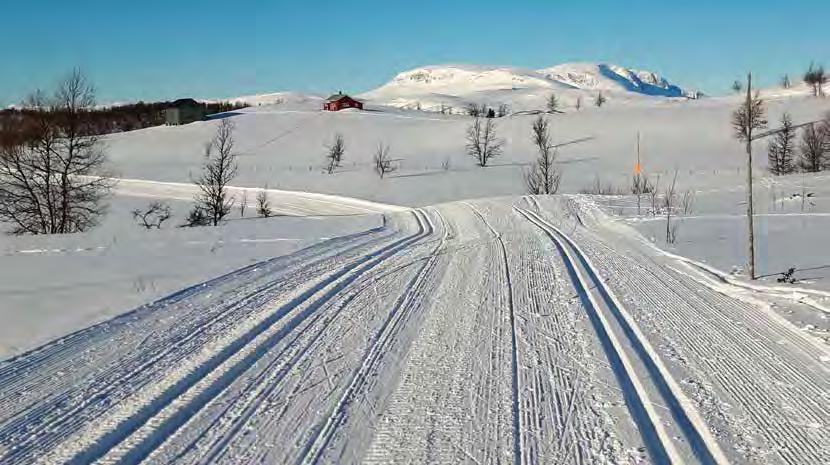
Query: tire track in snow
[[516, 206, 730, 465]]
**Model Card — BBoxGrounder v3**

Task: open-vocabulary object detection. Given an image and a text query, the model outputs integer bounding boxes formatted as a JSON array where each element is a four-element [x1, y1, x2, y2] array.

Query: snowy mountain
[[360, 62, 695, 112], [538, 62, 686, 97]]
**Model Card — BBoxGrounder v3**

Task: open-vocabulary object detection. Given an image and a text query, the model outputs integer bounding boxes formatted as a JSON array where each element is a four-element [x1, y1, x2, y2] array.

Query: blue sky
[[1, 0, 827, 105]]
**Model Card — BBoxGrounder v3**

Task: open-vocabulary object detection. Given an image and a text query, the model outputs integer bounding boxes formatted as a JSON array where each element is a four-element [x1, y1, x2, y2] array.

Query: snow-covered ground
[[0, 184, 400, 358], [1, 198, 826, 465], [1, 61, 829, 464]]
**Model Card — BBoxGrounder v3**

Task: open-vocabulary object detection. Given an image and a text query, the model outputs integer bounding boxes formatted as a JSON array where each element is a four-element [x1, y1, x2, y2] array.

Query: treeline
[[0, 100, 246, 137]]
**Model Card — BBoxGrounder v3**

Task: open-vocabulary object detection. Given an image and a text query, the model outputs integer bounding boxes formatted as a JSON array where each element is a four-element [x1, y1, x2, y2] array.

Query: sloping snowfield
[[1, 197, 827, 465]]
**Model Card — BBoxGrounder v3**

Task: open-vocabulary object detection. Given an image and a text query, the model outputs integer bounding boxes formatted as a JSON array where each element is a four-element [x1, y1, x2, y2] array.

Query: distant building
[[323, 92, 363, 111], [165, 98, 207, 125]]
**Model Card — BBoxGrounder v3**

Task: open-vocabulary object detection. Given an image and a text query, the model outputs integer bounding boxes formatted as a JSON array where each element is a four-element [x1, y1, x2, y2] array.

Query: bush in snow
[[256, 189, 272, 218], [373, 142, 395, 179], [193, 118, 238, 226], [803, 63, 827, 97], [525, 116, 561, 195], [767, 113, 797, 175], [546, 94, 559, 113], [594, 91, 606, 107], [325, 133, 345, 174], [798, 121, 829, 173], [132, 201, 172, 230], [183, 206, 210, 227], [465, 117, 503, 167]]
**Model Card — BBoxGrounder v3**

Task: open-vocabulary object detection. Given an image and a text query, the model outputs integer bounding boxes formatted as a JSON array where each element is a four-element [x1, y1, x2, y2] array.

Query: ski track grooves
[[463, 202, 523, 465], [52, 209, 431, 465], [515, 204, 730, 465], [0, 229, 388, 462], [298, 208, 448, 465]]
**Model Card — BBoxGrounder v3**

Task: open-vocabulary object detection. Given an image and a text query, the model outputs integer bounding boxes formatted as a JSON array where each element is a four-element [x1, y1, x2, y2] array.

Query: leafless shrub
[[132, 201, 171, 229], [0, 69, 115, 235], [648, 175, 661, 215], [663, 171, 679, 244], [767, 113, 797, 175], [804, 62, 827, 97], [373, 142, 396, 178], [441, 157, 451, 171], [799, 121, 830, 172], [183, 206, 210, 227], [497, 104, 510, 117], [732, 90, 767, 142], [194, 118, 237, 226], [239, 190, 248, 217], [631, 173, 655, 195], [580, 175, 623, 196], [546, 94, 559, 113], [681, 189, 695, 215], [525, 115, 561, 195], [325, 133, 345, 174], [256, 189, 272, 217], [466, 117, 503, 167]]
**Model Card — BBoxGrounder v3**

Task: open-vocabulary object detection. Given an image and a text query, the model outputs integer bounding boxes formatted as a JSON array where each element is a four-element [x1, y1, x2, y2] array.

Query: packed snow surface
[[1, 197, 827, 465]]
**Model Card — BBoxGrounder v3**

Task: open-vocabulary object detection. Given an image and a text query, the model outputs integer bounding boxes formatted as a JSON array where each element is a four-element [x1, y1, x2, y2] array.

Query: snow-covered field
[[1, 198, 827, 465], [1, 61, 829, 464]]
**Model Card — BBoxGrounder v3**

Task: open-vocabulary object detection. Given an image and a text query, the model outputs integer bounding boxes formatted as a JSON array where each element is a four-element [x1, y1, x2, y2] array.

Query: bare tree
[[525, 116, 561, 195], [663, 171, 679, 244], [594, 91, 606, 107], [803, 62, 827, 97], [0, 69, 115, 235], [648, 175, 661, 215], [732, 73, 767, 279], [466, 103, 481, 117], [325, 133, 345, 174], [767, 112, 797, 175], [194, 118, 237, 226], [731, 80, 743, 94], [681, 189, 695, 215], [781, 74, 791, 89], [256, 189, 272, 217], [546, 94, 559, 113], [239, 189, 248, 217], [497, 104, 510, 118], [466, 117, 503, 167], [132, 201, 172, 229], [575, 96, 582, 111], [799, 121, 829, 172], [373, 142, 395, 178]]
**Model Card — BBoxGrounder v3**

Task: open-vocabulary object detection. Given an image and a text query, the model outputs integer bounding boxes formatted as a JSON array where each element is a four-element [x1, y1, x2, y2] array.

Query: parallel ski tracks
[[515, 203, 730, 465], [2, 210, 433, 465], [0, 229, 394, 463], [570, 217, 830, 465], [298, 208, 448, 464], [463, 202, 524, 465]]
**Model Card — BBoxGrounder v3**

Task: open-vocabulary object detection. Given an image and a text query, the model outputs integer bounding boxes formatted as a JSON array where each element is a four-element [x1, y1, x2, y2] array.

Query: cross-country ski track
[[1, 197, 827, 465]]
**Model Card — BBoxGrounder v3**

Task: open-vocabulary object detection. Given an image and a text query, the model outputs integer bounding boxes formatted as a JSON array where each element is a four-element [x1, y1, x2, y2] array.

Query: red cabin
[[323, 92, 363, 111]]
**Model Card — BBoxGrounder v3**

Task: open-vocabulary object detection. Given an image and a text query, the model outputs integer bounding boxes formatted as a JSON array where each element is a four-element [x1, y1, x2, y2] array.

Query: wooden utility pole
[[745, 73, 756, 280]]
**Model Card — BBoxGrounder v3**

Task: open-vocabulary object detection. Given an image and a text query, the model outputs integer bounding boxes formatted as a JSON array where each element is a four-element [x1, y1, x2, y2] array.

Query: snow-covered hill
[[360, 62, 695, 112]]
